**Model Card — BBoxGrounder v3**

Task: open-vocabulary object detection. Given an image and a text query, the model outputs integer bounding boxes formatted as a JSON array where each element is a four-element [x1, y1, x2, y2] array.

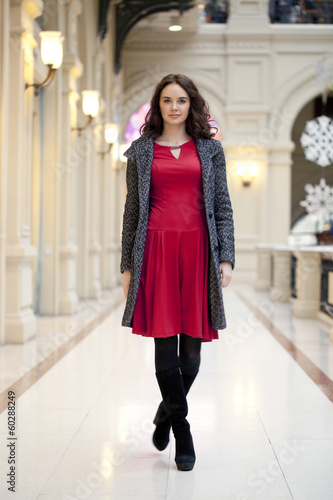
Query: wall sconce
[[98, 123, 119, 158], [119, 143, 130, 163], [236, 162, 259, 187], [25, 31, 64, 95], [169, 16, 182, 31], [72, 90, 99, 135]]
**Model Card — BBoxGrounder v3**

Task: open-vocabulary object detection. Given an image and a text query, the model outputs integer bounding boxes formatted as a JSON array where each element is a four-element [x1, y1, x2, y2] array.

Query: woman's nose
[[171, 101, 178, 111]]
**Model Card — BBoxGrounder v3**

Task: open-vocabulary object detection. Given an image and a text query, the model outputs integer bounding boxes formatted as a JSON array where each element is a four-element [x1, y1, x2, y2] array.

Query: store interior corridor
[[0, 283, 332, 500]]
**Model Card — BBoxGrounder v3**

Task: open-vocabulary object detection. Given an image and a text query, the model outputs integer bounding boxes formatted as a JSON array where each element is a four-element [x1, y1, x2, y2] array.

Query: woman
[[120, 74, 235, 472]]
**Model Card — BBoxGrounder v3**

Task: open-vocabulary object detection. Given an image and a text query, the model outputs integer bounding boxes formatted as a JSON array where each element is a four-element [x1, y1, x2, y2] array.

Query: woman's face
[[159, 83, 190, 127]]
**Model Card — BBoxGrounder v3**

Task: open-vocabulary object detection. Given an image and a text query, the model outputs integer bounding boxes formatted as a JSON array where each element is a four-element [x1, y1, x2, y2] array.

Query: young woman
[[120, 74, 235, 471]]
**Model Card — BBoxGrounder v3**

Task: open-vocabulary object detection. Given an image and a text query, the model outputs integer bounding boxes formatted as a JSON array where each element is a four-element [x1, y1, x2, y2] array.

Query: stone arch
[[271, 61, 329, 143]]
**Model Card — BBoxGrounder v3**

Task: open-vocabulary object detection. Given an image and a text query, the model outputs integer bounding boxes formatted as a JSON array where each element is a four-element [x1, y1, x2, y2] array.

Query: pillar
[[267, 145, 294, 244], [293, 250, 321, 318], [5, 0, 40, 343], [40, 0, 82, 314], [270, 246, 292, 302], [0, 0, 10, 344], [58, 0, 82, 314], [228, 0, 270, 28], [255, 244, 272, 291]]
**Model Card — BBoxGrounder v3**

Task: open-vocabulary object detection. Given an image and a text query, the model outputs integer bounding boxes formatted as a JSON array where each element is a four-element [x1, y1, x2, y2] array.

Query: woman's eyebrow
[[162, 96, 189, 99]]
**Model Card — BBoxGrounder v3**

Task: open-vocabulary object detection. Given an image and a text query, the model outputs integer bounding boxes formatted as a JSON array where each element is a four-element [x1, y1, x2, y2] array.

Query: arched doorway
[[290, 94, 333, 235]]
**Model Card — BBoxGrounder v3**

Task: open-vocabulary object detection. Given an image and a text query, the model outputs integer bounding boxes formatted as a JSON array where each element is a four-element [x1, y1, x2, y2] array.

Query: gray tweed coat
[[120, 134, 235, 330]]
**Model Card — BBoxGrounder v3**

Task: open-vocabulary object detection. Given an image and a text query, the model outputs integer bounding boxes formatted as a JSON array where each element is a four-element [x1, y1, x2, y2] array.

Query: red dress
[[132, 138, 218, 342]]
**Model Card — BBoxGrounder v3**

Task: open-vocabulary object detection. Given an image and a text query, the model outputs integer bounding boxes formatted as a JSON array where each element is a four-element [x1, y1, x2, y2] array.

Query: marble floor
[[0, 284, 333, 500]]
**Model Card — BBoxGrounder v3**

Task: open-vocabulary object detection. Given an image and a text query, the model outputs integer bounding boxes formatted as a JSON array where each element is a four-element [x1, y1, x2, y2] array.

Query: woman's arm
[[122, 269, 131, 299], [213, 142, 235, 271], [120, 156, 139, 274]]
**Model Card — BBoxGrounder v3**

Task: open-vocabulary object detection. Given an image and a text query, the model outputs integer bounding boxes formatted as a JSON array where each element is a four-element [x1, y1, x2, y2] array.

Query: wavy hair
[[139, 74, 217, 140]]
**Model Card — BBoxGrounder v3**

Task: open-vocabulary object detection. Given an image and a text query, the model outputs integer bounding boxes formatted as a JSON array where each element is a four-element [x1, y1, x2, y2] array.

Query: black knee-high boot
[[155, 367, 196, 471], [152, 371, 198, 451]]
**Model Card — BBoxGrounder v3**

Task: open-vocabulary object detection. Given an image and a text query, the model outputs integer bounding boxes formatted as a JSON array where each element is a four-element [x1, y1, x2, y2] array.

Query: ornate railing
[[198, 1, 229, 23], [269, 0, 333, 24], [291, 255, 297, 298], [321, 258, 333, 317]]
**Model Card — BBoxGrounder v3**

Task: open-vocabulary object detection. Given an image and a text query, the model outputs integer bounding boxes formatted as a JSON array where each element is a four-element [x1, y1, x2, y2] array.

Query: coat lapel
[[137, 136, 154, 210], [195, 138, 215, 209]]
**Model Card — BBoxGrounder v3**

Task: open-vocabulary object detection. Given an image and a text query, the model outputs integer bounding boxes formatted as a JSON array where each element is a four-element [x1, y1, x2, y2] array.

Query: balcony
[[269, 0, 333, 24]]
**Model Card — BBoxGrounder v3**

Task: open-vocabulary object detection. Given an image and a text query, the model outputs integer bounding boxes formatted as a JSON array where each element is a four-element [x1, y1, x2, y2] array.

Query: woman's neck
[[156, 123, 191, 146]]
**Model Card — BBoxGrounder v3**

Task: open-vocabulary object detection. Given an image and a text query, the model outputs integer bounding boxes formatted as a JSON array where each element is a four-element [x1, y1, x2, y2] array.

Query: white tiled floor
[[0, 284, 333, 500]]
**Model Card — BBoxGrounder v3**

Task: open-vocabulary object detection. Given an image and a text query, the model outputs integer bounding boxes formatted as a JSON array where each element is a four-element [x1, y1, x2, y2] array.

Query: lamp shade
[[248, 162, 259, 177], [40, 31, 64, 69], [105, 123, 118, 144], [82, 90, 99, 117], [236, 163, 247, 176]]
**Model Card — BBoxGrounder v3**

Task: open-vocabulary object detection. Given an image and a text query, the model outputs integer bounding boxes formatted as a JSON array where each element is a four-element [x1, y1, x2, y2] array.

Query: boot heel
[[174, 423, 196, 471]]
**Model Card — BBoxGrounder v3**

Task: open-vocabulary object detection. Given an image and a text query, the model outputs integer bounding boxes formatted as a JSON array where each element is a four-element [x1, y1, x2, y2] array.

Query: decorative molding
[[228, 41, 269, 51], [59, 244, 79, 258], [124, 38, 225, 53], [6, 244, 37, 262]]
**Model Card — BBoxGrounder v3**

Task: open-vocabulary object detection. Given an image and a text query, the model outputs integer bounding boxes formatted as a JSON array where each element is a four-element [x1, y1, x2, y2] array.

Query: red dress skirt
[[132, 138, 218, 342]]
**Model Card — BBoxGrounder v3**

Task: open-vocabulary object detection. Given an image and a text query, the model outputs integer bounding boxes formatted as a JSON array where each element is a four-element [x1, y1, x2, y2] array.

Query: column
[[0, 0, 10, 344], [58, 0, 82, 314], [99, 142, 114, 289], [267, 145, 294, 244], [89, 124, 102, 299], [40, 0, 82, 314], [76, 124, 92, 299], [255, 244, 272, 291], [6, 0, 40, 343], [228, 0, 270, 28], [270, 246, 292, 302], [293, 250, 321, 318]]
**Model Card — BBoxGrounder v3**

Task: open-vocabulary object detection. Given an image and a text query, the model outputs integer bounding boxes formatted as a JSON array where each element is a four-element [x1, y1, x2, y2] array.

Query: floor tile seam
[[35, 434, 77, 499], [256, 410, 296, 499], [37, 423, 91, 498], [236, 291, 333, 405], [0, 298, 124, 415]]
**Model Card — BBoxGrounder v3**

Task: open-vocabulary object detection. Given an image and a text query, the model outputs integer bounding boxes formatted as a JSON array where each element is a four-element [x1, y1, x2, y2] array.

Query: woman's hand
[[219, 261, 232, 288], [122, 270, 131, 299]]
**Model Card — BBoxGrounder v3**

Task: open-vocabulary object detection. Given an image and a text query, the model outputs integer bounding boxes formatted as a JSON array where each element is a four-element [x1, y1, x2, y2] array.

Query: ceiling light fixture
[[169, 16, 182, 31]]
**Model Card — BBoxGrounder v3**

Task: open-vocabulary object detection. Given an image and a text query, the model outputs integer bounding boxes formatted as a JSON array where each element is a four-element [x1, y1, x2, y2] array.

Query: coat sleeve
[[120, 155, 139, 273], [213, 142, 235, 270]]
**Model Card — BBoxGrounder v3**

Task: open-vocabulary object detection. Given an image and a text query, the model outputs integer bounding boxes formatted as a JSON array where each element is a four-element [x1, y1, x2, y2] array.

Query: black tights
[[154, 334, 201, 376]]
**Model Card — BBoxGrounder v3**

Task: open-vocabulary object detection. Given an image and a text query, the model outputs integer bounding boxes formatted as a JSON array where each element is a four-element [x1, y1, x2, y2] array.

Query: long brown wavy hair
[[139, 74, 217, 140]]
